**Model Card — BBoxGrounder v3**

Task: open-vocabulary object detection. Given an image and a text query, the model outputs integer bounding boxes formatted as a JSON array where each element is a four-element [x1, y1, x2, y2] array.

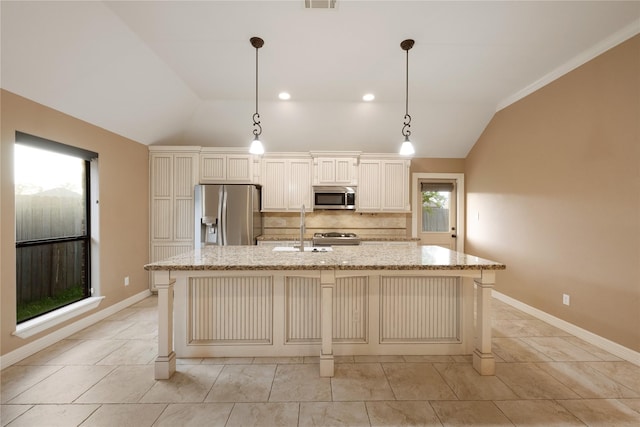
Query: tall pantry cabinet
[[149, 147, 199, 290]]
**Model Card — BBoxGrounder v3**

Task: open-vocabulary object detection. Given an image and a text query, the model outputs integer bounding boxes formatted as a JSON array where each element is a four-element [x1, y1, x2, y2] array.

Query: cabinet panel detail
[[286, 276, 321, 343], [334, 276, 368, 343], [357, 161, 381, 210], [174, 156, 196, 197], [382, 161, 407, 211], [174, 199, 194, 241], [227, 156, 251, 181], [200, 156, 225, 182], [152, 156, 172, 198], [380, 276, 460, 342], [335, 159, 351, 183], [152, 199, 172, 240], [289, 160, 312, 209], [261, 160, 287, 209], [319, 160, 334, 183], [188, 276, 273, 344], [285, 275, 368, 343]]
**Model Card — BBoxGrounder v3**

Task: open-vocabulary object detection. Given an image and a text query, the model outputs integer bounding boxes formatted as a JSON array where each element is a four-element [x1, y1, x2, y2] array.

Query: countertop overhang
[[144, 245, 505, 271]]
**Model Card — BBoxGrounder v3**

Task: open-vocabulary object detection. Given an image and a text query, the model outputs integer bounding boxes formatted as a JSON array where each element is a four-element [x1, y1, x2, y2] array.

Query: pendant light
[[399, 39, 415, 156], [249, 36, 265, 155]]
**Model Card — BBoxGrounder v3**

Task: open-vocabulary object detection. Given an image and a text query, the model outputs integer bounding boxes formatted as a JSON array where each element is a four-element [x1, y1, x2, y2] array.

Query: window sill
[[13, 296, 105, 339]]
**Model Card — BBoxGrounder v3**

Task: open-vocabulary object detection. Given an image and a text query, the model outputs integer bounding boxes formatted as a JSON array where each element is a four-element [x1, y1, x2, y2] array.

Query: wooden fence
[[422, 207, 449, 232], [15, 192, 86, 305]]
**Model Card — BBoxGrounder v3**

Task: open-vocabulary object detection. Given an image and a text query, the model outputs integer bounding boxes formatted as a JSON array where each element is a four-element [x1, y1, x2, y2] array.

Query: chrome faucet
[[299, 204, 305, 251]]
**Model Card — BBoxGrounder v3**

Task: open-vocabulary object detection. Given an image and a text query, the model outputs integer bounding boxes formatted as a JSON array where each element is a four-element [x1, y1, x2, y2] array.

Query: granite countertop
[[256, 235, 420, 242], [144, 245, 505, 271]]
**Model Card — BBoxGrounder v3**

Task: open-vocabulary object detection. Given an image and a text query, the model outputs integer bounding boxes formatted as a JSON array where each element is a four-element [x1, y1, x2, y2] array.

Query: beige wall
[[1, 90, 150, 356], [465, 36, 640, 351], [410, 158, 465, 175]]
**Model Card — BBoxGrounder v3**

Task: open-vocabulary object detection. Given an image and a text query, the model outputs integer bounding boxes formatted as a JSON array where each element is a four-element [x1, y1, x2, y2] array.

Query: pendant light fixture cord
[[401, 39, 414, 139], [251, 37, 263, 138]]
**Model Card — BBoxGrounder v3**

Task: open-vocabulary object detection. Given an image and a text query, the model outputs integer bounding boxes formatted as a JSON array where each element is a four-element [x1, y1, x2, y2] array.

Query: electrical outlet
[[124, 276, 130, 287], [562, 294, 570, 306]]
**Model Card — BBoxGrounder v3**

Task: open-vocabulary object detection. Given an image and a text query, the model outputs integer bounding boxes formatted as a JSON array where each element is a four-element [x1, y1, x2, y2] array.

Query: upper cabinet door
[[356, 160, 382, 211], [260, 157, 312, 212], [226, 155, 253, 182], [357, 157, 410, 213], [200, 152, 255, 184], [313, 157, 357, 185], [381, 160, 410, 212], [288, 159, 313, 210], [261, 159, 287, 211], [200, 154, 226, 182]]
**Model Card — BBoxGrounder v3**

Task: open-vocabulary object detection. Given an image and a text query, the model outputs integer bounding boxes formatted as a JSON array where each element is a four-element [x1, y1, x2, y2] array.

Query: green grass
[[17, 286, 86, 323]]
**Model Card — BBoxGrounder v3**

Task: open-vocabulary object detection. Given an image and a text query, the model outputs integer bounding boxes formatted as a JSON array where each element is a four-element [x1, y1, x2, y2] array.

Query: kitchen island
[[145, 245, 505, 380]]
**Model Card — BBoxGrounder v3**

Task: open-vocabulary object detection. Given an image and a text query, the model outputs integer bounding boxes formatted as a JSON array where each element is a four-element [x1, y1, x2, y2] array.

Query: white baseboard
[[0, 290, 152, 370], [493, 290, 640, 367]]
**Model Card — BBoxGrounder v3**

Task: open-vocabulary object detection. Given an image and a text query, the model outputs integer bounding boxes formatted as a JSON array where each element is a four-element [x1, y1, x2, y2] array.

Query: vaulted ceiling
[[2, 1, 639, 157]]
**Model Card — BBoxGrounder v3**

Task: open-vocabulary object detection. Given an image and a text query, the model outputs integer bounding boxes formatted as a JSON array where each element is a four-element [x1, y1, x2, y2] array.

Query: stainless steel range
[[312, 232, 361, 246]]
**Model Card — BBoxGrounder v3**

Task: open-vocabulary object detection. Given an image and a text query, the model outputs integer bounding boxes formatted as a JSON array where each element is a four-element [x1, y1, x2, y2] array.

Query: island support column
[[154, 271, 176, 380], [320, 270, 335, 377], [473, 270, 495, 375]]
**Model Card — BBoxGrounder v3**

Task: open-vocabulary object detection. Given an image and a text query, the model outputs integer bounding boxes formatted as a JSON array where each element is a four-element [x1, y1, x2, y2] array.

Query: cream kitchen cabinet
[[312, 156, 358, 185], [357, 156, 410, 212], [149, 147, 199, 290], [199, 149, 257, 184], [261, 156, 313, 211]]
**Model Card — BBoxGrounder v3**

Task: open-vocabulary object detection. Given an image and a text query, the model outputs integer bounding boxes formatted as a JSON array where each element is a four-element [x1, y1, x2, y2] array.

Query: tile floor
[[2, 296, 640, 426]]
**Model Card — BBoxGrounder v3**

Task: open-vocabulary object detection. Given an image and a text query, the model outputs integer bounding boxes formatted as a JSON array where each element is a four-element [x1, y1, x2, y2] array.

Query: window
[[14, 132, 98, 323]]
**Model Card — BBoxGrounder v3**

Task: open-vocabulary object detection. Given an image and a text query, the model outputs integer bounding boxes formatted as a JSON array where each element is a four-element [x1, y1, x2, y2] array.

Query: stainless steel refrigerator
[[194, 184, 262, 247]]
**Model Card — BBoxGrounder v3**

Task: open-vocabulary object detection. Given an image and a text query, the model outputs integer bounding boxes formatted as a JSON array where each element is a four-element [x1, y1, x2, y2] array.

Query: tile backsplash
[[262, 210, 410, 238]]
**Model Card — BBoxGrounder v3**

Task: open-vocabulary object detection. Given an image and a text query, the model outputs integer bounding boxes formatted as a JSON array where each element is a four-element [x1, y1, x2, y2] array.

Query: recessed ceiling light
[[362, 93, 375, 102], [278, 92, 291, 100]]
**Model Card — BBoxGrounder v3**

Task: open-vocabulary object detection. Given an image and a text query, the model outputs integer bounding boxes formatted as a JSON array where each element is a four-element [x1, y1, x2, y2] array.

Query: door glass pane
[[421, 183, 452, 232]]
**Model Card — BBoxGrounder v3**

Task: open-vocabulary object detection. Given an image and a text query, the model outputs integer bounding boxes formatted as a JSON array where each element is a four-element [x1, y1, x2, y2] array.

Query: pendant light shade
[[249, 37, 265, 155], [249, 136, 264, 155], [399, 39, 415, 156], [399, 135, 415, 156]]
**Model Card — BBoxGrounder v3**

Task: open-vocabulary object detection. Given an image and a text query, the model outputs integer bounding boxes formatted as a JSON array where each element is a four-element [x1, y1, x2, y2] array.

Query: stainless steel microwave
[[313, 186, 356, 210]]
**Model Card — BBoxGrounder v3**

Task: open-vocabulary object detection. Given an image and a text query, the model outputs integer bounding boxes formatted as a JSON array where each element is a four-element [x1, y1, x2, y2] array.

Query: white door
[[418, 180, 457, 249]]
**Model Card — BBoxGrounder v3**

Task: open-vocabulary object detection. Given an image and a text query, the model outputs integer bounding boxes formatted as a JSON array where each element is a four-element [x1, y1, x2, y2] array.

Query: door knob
[[451, 234, 457, 238]]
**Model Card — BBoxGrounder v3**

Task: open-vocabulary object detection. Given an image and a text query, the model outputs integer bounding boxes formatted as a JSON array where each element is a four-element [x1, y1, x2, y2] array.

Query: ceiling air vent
[[305, 0, 337, 9]]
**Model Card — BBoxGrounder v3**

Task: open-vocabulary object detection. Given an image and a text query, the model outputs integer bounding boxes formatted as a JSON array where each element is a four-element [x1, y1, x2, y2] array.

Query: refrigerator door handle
[[220, 186, 228, 245]]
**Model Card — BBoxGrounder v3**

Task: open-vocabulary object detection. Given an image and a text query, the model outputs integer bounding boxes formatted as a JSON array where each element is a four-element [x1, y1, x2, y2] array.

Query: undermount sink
[[272, 246, 333, 252]]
